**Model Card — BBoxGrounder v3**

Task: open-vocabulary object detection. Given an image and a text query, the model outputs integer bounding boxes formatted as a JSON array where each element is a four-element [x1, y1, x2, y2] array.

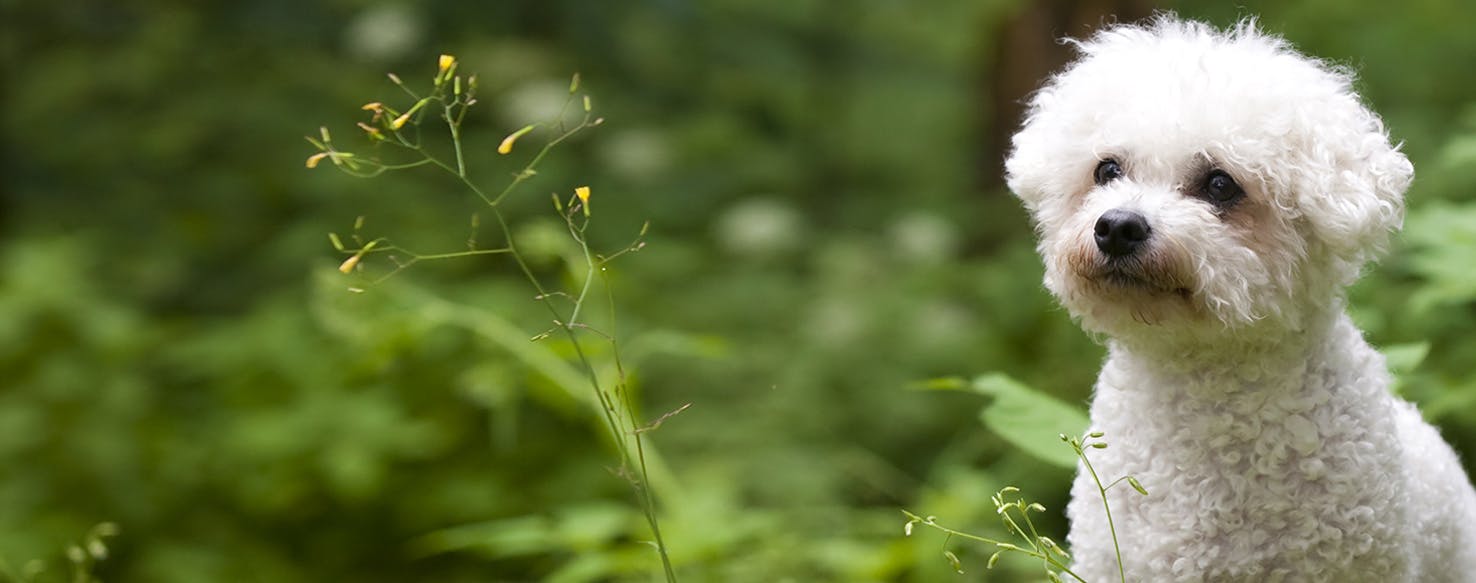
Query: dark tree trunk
[[983, 0, 1157, 189]]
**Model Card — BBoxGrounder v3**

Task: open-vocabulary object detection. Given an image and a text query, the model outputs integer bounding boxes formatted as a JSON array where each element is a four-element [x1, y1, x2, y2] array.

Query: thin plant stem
[[1082, 456, 1126, 583]]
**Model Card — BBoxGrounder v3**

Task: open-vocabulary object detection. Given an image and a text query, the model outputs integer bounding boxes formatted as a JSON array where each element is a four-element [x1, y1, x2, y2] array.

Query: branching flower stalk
[[903, 432, 1146, 582], [903, 490, 1083, 582], [306, 56, 678, 581], [1063, 431, 1147, 583]]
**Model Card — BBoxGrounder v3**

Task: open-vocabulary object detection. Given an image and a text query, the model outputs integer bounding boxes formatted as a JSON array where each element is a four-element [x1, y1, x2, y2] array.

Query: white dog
[[1005, 16, 1476, 582]]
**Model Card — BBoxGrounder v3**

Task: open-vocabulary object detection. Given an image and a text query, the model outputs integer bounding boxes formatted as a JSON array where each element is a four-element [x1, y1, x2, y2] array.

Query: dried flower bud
[[944, 550, 963, 574]]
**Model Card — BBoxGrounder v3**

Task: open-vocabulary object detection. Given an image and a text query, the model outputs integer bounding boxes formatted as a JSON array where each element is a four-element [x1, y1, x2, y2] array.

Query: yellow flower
[[498, 125, 535, 155], [438, 54, 456, 73], [575, 186, 591, 216], [305, 152, 329, 168], [361, 102, 383, 111], [390, 111, 412, 130], [338, 253, 362, 274]]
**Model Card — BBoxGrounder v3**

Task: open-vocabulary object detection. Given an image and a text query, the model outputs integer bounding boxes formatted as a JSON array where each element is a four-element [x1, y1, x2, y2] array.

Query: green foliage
[[902, 433, 1144, 582], [917, 375, 1089, 468], [3, 1, 1476, 581]]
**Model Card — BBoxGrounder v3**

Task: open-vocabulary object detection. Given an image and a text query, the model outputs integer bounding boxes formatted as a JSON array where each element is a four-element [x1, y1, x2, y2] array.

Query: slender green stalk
[[1079, 453, 1126, 583], [1068, 432, 1143, 583]]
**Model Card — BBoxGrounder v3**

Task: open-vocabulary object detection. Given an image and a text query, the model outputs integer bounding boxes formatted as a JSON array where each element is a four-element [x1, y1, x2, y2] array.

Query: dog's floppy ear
[[1289, 90, 1412, 274]]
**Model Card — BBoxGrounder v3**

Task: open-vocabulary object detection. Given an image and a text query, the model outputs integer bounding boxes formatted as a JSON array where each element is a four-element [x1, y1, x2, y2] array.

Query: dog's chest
[[1069, 354, 1410, 580]]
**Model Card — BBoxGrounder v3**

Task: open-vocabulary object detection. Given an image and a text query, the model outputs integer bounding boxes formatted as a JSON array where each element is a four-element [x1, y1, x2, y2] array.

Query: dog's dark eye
[[1094, 159, 1124, 185], [1202, 170, 1244, 206]]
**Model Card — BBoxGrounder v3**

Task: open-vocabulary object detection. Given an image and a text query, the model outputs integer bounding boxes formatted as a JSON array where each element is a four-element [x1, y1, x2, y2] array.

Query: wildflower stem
[[445, 103, 467, 177], [490, 113, 593, 207], [1078, 438, 1128, 583], [319, 61, 676, 582]]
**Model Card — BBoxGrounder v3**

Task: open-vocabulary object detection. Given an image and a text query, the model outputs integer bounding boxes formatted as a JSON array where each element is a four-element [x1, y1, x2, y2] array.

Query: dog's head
[[1005, 17, 1411, 341]]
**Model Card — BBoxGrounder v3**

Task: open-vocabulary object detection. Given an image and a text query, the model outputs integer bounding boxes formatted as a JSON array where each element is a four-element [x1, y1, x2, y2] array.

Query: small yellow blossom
[[438, 54, 456, 73], [361, 102, 383, 112], [390, 111, 412, 130], [498, 125, 535, 155], [306, 152, 329, 168], [575, 186, 591, 216], [338, 253, 362, 274], [356, 122, 382, 138]]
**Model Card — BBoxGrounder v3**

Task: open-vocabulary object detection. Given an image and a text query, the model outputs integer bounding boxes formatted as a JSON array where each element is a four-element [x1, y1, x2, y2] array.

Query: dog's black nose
[[1094, 209, 1151, 257]]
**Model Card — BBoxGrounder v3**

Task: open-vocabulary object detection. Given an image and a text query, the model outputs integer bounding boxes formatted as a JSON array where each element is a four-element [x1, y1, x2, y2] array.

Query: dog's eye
[[1094, 159, 1124, 185], [1202, 170, 1244, 206]]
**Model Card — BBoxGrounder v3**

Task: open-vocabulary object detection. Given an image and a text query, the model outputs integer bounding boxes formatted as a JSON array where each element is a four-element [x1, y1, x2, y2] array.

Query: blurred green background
[[4, 0, 1476, 581]]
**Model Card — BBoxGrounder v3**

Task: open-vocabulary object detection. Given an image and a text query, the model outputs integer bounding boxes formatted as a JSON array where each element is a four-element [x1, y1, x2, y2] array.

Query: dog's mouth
[[1088, 265, 1192, 299]]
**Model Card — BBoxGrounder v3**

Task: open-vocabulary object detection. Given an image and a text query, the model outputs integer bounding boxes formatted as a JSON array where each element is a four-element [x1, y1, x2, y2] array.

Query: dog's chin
[[1089, 267, 1193, 300], [1053, 262, 1206, 333]]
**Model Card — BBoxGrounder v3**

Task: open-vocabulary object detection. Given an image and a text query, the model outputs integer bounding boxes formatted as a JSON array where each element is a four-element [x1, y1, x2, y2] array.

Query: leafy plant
[[306, 56, 679, 581], [915, 374, 1089, 468], [903, 383, 1145, 583]]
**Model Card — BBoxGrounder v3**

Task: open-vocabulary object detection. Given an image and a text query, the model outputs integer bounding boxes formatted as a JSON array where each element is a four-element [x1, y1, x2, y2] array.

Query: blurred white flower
[[907, 301, 973, 349], [889, 211, 959, 265], [344, 4, 425, 62], [513, 219, 573, 263], [500, 79, 571, 126], [716, 198, 804, 257], [805, 295, 867, 347], [599, 129, 672, 178]]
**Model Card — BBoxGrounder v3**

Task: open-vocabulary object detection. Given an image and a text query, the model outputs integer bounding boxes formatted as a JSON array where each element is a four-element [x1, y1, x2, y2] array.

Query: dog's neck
[[1103, 301, 1348, 398], [1093, 304, 1391, 470]]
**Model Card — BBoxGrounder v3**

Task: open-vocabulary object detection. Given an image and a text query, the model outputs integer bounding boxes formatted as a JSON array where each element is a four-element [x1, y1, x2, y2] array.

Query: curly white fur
[[1006, 16, 1476, 582]]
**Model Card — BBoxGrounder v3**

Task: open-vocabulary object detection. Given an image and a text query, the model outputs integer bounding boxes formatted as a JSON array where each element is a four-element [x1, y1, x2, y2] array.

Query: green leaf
[[970, 373, 1088, 468]]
